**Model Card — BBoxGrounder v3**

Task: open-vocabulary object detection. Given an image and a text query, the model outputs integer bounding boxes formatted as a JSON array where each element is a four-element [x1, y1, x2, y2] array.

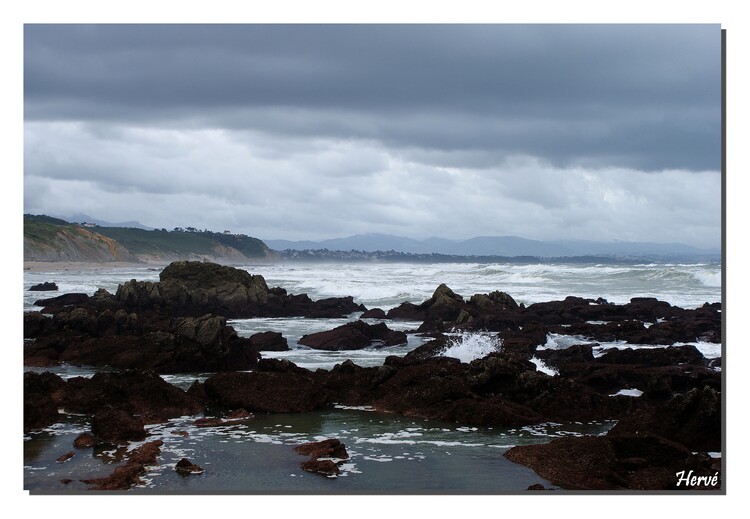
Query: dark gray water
[[25, 408, 616, 493]]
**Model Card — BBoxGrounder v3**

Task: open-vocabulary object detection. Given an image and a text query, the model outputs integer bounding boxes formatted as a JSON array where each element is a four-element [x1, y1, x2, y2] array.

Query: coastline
[[24, 260, 166, 272]]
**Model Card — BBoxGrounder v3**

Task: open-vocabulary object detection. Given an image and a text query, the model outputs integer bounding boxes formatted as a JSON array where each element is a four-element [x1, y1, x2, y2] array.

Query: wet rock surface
[[24, 309, 261, 373], [29, 281, 58, 291], [299, 320, 407, 350], [294, 438, 349, 477], [175, 458, 204, 476], [23, 266, 722, 491], [82, 440, 164, 491], [504, 434, 719, 490]]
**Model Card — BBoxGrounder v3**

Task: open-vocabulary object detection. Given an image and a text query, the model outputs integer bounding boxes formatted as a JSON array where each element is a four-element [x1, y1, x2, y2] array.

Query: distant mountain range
[[56, 213, 154, 231], [264, 233, 721, 260]]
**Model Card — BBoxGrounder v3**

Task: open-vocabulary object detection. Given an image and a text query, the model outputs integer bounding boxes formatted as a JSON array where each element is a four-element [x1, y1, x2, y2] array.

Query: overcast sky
[[23, 24, 722, 247]]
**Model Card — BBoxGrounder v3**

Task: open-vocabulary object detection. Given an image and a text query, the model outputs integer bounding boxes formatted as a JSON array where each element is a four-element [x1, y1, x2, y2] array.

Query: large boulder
[[83, 440, 163, 490], [24, 371, 65, 431], [504, 434, 719, 490], [29, 282, 58, 292], [607, 385, 721, 451], [248, 331, 289, 352], [25, 310, 261, 373], [294, 438, 349, 460], [299, 320, 407, 351], [91, 405, 147, 443], [202, 371, 329, 413], [34, 293, 89, 308], [114, 261, 364, 319], [61, 370, 203, 423]]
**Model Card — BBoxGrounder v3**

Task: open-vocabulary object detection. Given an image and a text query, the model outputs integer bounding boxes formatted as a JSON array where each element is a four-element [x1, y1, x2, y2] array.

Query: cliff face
[[23, 215, 275, 264], [24, 220, 140, 262]]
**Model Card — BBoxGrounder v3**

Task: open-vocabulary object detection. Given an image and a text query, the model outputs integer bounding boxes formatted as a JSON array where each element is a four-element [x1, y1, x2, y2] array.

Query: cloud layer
[[24, 24, 722, 247]]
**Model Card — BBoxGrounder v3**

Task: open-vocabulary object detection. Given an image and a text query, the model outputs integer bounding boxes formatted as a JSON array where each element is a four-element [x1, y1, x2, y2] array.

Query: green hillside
[[24, 215, 272, 263], [24, 214, 139, 262], [94, 226, 269, 258]]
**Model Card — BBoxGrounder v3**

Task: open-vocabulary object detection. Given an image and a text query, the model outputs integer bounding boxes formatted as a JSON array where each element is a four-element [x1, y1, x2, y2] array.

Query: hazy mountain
[[60, 213, 154, 231], [265, 233, 720, 259]]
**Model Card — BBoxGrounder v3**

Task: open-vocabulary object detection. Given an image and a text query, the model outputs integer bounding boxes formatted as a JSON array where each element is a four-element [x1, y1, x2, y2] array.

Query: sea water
[[23, 261, 722, 492]]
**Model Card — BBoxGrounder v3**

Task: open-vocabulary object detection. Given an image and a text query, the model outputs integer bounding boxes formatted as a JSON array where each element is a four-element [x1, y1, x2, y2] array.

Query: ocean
[[23, 261, 722, 492]]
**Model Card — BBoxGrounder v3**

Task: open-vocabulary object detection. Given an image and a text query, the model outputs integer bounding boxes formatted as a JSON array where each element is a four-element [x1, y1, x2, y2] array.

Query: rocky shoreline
[[23, 261, 722, 491]]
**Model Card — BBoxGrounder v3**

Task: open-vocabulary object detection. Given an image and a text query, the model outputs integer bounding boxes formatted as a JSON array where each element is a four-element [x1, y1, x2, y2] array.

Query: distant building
[[81, 222, 97, 228], [223, 230, 231, 234]]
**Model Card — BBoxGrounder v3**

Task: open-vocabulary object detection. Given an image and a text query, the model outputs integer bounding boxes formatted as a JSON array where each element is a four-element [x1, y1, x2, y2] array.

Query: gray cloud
[[25, 24, 720, 171], [23, 24, 722, 247]]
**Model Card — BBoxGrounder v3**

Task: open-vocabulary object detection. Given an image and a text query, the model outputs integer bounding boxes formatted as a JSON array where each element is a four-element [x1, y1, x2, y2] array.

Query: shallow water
[[23, 260, 722, 492], [24, 408, 616, 493]]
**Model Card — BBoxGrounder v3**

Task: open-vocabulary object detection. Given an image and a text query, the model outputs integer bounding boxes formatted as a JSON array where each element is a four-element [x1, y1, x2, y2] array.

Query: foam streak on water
[[24, 261, 721, 313], [439, 333, 501, 363]]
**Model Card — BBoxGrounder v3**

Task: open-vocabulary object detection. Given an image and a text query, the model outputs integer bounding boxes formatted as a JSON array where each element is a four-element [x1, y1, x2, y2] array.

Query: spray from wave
[[439, 333, 502, 363]]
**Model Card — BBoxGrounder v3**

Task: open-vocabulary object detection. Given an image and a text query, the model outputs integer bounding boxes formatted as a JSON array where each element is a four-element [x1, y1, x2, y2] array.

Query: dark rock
[[29, 282, 58, 291], [386, 302, 426, 321], [535, 344, 595, 369], [501, 371, 631, 423], [127, 440, 163, 465], [193, 417, 225, 428], [34, 292, 89, 308], [226, 408, 254, 420], [484, 290, 519, 309], [527, 483, 546, 490], [256, 358, 309, 373], [299, 320, 406, 351], [83, 462, 146, 491], [302, 296, 366, 318], [83, 440, 163, 490], [248, 331, 289, 351], [372, 358, 473, 420], [175, 458, 204, 476], [505, 434, 718, 490], [193, 409, 254, 427], [467, 352, 538, 394], [597, 345, 707, 367], [25, 310, 261, 373], [294, 438, 349, 460], [425, 284, 465, 323], [203, 371, 328, 413], [57, 451, 75, 463], [91, 406, 147, 443], [437, 396, 544, 427], [402, 336, 451, 363], [61, 370, 203, 423], [300, 459, 340, 476], [24, 371, 65, 431], [160, 260, 268, 292], [113, 261, 364, 319], [361, 308, 387, 319], [608, 385, 721, 451], [74, 432, 98, 448], [23, 312, 54, 338]]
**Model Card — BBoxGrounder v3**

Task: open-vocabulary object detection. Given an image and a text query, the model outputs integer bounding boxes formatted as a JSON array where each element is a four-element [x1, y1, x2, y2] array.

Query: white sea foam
[[439, 332, 501, 363], [610, 388, 643, 397], [691, 270, 722, 288], [530, 357, 558, 376]]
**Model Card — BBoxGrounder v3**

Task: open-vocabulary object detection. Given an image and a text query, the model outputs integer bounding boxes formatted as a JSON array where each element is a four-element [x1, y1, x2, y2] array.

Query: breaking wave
[[439, 332, 502, 363]]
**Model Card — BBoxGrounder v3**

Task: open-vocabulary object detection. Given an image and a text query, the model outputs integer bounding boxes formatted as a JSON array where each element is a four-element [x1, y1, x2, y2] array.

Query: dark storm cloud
[[24, 24, 721, 171]]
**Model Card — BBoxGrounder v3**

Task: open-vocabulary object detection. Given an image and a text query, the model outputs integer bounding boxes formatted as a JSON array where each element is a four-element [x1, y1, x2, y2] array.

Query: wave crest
[[439, 332, 501, 363]]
